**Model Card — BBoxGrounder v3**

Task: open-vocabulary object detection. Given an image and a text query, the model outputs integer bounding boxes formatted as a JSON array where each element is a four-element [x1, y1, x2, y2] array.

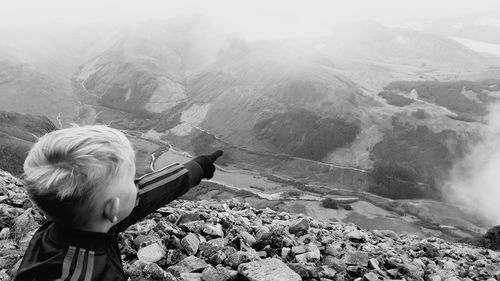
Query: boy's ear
[[103, 197, 120, 224]]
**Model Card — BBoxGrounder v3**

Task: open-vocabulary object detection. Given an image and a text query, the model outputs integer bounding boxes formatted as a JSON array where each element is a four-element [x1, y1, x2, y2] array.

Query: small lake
[[154, 148, 323, 201]]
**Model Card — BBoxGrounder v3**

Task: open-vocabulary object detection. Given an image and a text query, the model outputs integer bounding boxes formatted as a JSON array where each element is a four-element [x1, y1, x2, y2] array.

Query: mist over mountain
[[0, 111, 56, 175], [1, 16, 500, 236]]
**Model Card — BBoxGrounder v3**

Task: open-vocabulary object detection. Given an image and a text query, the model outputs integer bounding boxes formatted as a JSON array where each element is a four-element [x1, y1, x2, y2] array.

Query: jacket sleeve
[[116, 160, 204, 232]]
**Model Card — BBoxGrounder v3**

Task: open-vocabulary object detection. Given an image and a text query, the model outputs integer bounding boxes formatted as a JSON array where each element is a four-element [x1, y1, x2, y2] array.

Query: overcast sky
[[1, 0, 500, 39]]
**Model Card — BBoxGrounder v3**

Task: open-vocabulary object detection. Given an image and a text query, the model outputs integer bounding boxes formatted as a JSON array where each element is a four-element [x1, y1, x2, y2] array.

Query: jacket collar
[[48, 222, 118, 252]]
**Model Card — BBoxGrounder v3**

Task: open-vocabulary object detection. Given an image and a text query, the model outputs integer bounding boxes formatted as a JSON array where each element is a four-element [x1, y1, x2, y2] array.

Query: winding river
[[153, 146, 326, 201]]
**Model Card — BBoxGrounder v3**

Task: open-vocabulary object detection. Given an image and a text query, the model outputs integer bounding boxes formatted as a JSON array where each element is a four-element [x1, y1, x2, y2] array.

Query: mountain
[[0, 24, 123, 126], [1, 170, 499, 280], [0, 58, 81, 127], [0, 111, 56, 175], [1, 18, 500, 224], [67, 19, 500, 201]]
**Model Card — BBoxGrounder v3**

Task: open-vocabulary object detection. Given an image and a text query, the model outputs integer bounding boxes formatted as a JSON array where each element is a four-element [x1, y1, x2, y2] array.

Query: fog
[[446, 103, 500, 225], [2, 0, 500, 228], [2, 0, 500, 40]]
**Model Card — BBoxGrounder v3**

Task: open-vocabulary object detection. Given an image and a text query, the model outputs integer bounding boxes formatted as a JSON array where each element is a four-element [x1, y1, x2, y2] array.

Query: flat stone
[[442, 260, 457, 271], [291, 243, 318, 254], [137, 242, 165, 263], [177, 212, 201, 224], [181, 233, 200, 256], [346, 230, 367, 242], [426, 274, 442, 281], [364, 271, 381, 281], [345, 251, 369, 266], [181, 272, 203, 281], [238, 258, 301, 281], [201, 266, 233, 281], [295, 249, 321, 263], [168, 256, 209, 274], [203, 224, 224, 238], [180, 220, 205, 233]]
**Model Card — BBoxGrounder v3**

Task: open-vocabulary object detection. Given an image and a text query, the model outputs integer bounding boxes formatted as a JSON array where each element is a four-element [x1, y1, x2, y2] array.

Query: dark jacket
[[14, 161, 204, 281]]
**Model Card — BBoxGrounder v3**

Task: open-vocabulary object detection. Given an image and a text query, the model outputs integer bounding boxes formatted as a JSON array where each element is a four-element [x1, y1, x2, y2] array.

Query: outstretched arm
[[116, 150, 223, 231]]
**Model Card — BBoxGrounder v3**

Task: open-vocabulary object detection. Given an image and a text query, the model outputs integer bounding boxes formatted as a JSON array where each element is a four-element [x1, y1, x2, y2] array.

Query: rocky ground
[[1, 169, 500, 281]]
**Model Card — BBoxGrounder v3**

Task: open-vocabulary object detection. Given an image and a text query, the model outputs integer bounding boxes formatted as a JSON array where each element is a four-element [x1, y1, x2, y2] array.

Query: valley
[[0, 18, 499, 243], [128, 131, 488, 241]]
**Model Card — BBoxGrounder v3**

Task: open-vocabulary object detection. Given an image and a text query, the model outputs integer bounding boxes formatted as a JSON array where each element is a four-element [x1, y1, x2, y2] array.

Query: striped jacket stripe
[[138, 169, 188, 195], [137, 166, 185, 188], [135, 163, 181, 186], [83, 250, 95, 281], [56, 246, 76, 281], [69, 248, 86, 281]]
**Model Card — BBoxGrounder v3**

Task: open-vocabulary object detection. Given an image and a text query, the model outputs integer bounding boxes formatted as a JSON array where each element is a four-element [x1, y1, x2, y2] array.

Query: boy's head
[[23, 125, 137, 230]]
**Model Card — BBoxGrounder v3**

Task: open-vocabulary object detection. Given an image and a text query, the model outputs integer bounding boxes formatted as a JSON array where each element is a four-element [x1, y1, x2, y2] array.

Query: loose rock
[[181, 233, 200, 256], [238, 258, 301, 281], [137, 243, 165, 263]]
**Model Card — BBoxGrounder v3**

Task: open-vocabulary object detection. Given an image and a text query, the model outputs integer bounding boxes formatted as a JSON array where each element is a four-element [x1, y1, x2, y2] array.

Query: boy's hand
[[192, 150, 223, 179]]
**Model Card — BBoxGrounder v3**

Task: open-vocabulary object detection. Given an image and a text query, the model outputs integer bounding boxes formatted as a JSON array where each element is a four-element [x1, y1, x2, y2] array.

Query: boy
[[14, 125, 222, 281]]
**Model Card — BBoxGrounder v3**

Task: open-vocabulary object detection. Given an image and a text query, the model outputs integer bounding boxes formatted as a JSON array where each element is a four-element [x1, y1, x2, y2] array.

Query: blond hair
[[23, 125, 135, 227]]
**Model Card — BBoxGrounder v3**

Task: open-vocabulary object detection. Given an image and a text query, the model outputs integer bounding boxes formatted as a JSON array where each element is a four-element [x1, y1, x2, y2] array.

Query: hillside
[[0, 58, 79, 127], [0, 170, 499, 281], [1, 18, 500, 225], [65, 19, 500, 201], [0, 111, 56, 176]]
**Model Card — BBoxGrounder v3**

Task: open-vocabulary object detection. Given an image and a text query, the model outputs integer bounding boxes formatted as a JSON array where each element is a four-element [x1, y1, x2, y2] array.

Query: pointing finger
[[209, 150, 223, 162]]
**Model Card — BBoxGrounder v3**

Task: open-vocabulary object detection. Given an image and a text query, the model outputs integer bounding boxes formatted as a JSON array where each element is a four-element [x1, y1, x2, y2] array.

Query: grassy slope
[[0, 111, 57, 176], [0, 60, 79, 127]]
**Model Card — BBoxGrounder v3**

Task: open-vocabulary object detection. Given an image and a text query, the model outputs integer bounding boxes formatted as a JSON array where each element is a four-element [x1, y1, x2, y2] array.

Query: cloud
[[445, 102, 500, 225], [473, 17, 500, 28], [1, 0, 500, 37]]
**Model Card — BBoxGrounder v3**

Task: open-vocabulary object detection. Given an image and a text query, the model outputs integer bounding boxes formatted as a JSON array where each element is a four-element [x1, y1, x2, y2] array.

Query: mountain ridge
[[1, 18, 500, 229]]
